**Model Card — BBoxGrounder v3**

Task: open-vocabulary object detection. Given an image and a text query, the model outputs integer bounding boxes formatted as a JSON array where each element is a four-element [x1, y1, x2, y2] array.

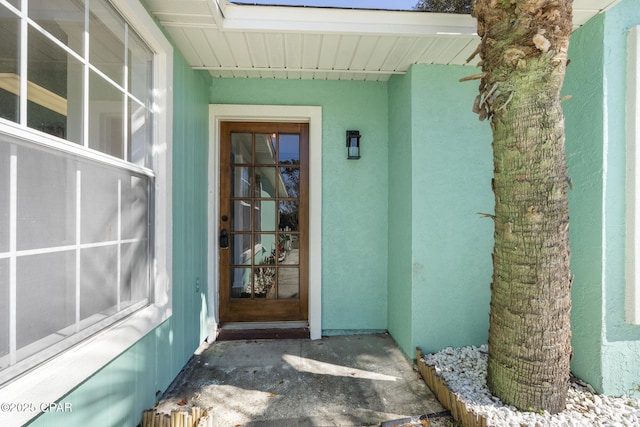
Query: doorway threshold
[[216, 321, 310, 341]]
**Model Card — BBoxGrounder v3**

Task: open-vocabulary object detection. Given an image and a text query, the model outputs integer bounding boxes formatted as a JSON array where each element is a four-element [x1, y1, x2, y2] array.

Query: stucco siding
[[408, 65, 493, 356], [210, 78, 390, 334], [564, 12, 607, 393], [387, 70, 415, 354]]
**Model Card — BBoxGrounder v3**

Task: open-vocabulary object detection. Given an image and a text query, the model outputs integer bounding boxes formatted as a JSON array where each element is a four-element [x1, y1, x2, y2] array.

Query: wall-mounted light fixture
[[346, 130, 361, 159]]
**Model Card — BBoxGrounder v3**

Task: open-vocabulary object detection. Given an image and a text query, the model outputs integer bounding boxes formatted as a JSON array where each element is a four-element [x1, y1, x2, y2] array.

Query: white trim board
[[208, 104, 322, 340], [626, 26, 640, 325]]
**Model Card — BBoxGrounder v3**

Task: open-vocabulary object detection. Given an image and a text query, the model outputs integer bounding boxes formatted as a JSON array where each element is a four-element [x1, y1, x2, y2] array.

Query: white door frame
[[208, 104, 322, 339]]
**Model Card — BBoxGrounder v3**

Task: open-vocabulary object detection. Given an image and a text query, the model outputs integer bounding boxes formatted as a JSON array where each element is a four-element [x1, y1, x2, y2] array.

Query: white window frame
[[626, 25, 640, 325], [0, 0, 173, 424]]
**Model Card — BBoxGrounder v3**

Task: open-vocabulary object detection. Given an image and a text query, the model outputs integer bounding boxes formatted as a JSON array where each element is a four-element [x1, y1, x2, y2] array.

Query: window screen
[[0, 137, 152, 374]]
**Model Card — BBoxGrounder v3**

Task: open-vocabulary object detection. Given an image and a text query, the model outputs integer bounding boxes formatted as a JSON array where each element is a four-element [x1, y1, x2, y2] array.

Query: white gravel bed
[[422, 345, 640, 426]]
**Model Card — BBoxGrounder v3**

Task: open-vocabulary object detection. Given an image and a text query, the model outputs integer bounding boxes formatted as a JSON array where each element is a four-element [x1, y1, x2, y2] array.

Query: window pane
[[280, 167, 299, 198], [256, 200, 276, 232], [231, 234, 251, 265], [278, 268, 299, 299], [17, 251, 75, 358], [121, 175, 149, 240], [0, 6, 19, 123], [89, 70, 124, 158], [232, 166, 251, 197], [279, 234, 298, 264], [255, 167, 276, 198], [232, 200, 251, 232], [230, 268, 251, 299], [80, 162, 118, 244], [128, 98, 150, 167], [29, 0, 84, 56], [255, 133, 276, 164], [255, 234, 276, 265], [254, 265, 275, 299], [16, 144, 76, 251], [0, 142, 9, 252], [231, 133, 252, 164], [89, 0, 125, 86], [120, 241, 149, 309], [279, 201, 299, 231], [128, 29, 152, 103], [0, 259, 8, 369], [279, 134, 300, 163], [28, 26, 84, 143], [80, 246, 117, 320]]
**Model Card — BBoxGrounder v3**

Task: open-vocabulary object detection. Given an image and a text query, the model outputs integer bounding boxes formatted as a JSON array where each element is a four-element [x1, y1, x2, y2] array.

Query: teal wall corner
[[171, 51, 212, 353], [563, 12, 607, 393], [387, 65, 493, 358], [27, 43, 212, 427], [387, 70, 415, 356], [210, 78, 390, 333]]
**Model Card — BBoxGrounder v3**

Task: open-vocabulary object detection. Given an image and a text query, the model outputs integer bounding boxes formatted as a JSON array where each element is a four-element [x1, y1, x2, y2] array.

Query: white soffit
[[144, 0, 621, 81]]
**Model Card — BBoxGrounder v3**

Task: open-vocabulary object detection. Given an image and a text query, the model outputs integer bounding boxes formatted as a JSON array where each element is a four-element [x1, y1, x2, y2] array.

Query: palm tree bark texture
[[470, 0, 573, 414]]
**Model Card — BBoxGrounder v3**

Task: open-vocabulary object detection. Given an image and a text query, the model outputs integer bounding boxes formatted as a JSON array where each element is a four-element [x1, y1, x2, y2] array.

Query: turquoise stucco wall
[[28, 49, 211, 426], [409, 65, 493, 355], [387, 65, 493, 358], [564, 13, 606, 393], [564, 0, 640, 396], [210, 78, 389, 334]]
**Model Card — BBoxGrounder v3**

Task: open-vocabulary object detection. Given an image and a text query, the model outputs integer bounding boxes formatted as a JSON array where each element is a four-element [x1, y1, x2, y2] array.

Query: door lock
[[219, 229, 229, 249]]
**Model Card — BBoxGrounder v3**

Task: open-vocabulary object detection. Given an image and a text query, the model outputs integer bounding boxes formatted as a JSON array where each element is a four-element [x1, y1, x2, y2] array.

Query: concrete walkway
[[155, 333, 446, 426]]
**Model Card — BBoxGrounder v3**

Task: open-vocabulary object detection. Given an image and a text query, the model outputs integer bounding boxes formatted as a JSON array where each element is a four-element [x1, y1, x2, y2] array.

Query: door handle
[[219, 229, 229, 249]]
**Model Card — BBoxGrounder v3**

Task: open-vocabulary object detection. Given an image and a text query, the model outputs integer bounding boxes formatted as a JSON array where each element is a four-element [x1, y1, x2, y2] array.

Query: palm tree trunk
[[472, 0, 573, 414]]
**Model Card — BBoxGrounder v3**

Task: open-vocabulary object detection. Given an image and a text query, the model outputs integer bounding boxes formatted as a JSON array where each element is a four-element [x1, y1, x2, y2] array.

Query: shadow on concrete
[[154, 333, 445, 426]]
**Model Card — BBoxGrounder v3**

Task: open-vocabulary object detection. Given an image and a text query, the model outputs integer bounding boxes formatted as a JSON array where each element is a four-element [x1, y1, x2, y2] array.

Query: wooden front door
[[219, 122, 309, 322]]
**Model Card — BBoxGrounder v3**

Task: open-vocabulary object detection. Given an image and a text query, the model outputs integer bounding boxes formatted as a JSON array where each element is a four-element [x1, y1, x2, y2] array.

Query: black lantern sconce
[[346, 130, 361, 160]]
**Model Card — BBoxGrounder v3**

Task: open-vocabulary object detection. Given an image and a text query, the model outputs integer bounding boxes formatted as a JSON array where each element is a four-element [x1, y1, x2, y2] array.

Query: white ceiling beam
[[219, 3, 478, 36], [192, 65, 406, 75]]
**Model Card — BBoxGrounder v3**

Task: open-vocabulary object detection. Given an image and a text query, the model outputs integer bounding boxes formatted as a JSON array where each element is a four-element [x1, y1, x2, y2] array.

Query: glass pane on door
[[256, 200, 276, 232], [231, 133, 251, 164], [280, 168, 300, 197], [279, 134, 300, 163], [255, 133, 276, 164], [279, 201, 299, 231], [232, 200, 251, 232], [232, 166, 251, 197], [231, 234, 251, 265], [278, 268, 299, 299], [230, 267, 251, 299]]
